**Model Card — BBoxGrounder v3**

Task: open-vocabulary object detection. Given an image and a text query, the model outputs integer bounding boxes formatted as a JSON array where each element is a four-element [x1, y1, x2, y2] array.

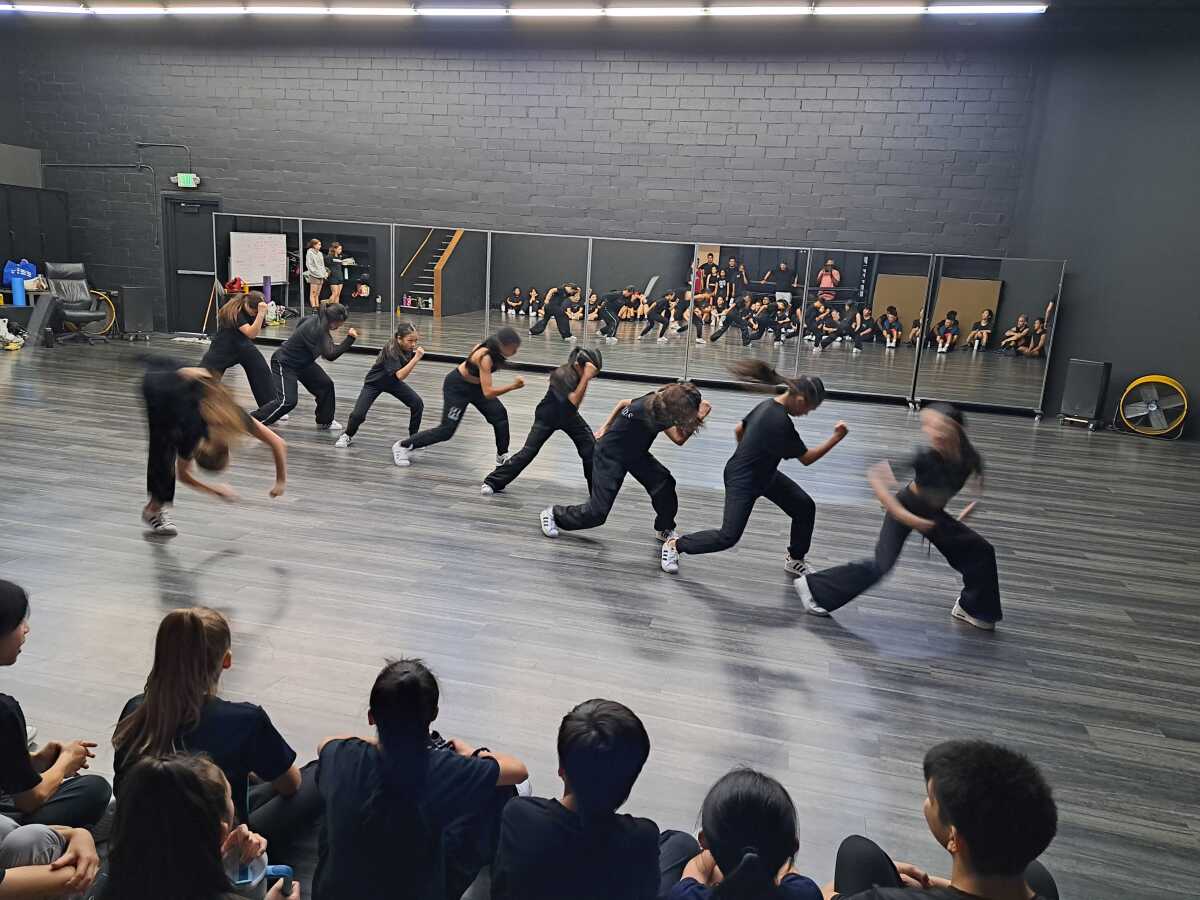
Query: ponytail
[[700, 769, 800, 900], [713, 847, 778, 900], [369, 659, 438, 797], [216, 291, 264, 330], [729, 360, 825, 409], [320, 303, 348, 327], [550, 346, 603, 395], [476, 326, 521, 370]]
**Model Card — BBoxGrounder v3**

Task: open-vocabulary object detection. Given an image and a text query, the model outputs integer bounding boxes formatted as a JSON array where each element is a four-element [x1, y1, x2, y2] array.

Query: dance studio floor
[[268, 309, 1051, 410], [2, 341, 1196, 899]]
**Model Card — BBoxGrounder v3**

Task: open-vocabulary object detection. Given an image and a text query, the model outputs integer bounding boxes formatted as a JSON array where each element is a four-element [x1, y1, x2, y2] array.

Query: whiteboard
[[230, 232, 288, 284]]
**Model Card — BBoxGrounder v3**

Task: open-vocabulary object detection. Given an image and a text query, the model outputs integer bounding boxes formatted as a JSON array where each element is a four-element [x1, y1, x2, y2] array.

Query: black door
[[162, 195, 220, 334], [8, 188, 41, 263], [37, 190, 71, 264], [0, 189, 13, 265]]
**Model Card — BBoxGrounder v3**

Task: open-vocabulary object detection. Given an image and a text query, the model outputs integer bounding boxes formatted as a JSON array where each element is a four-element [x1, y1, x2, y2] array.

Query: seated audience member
[[671, 768, 821, 900], [854, 307, 879, 344], [999, 314, 1030, 351], [1017, 317, 1049, 358], [0, 816, 99, 899], [935, 312, 960, 353], [106, 754, 298, 900], [879, 307, 902, 348], [315, 658, 528, 900], [824, 740, 1058, 900], [0, 581, 111, 830], [501, 287, 525, 317], [803, 298, 829, 341], [907, 319, 923, 347], [112, 608, 317, 851], [493, 699, 698, 900], [527, 287, 543, 319], [962, 309, 994, 350]]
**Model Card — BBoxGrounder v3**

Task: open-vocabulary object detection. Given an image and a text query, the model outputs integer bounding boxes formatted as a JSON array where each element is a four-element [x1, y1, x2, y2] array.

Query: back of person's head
[[321, 302, 348, 326], [923, 740, 1056, 878], [216, 290, 263, 330], [0, 580, 29, 666], [193, 377, 250, 471], [370, 658, 439, 793], [701, 769, 800, 900], [108, 753, 233, 900], [648, 382, 704, 434], [114, 608, 231, 761], [557, 699, 650, 819], [728, 361, 824, 411]]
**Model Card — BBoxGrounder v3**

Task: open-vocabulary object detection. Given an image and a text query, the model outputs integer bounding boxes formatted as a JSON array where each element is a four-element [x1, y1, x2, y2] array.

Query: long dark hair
[[702, 769, 800, 900], [0, 580, 29, 638], [475, 326, 521, 370], [108, 754, 233, 900], [320, 302, 348, 328], [370, 658, 439, 796], [384, 322, 418, 361], [646, 382, 704, 435], [925, 401, 981, 473], [550, 346, 603, 395], [729, 360, 825, 409], [216, 290, 263, 330]]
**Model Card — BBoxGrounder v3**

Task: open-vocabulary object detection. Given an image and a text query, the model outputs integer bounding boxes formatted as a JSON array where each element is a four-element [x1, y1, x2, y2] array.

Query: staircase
[[399, 228, 457, 314]]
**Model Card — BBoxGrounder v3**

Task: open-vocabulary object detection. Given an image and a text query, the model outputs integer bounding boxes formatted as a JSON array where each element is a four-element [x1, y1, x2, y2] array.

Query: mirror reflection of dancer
[[392, 327, 525, 468], [539, 382, 711, 546], [529, 284, 578, 341], [481, 347, 603, 496], [596, 287, 633, 344], [795, 403, 1001, 630], [200, 291, 275, 410], [661, 362, 846, 576], [639, 289, 676, 342], [141, 360, 287, 536], [336, 323, 425, 450]]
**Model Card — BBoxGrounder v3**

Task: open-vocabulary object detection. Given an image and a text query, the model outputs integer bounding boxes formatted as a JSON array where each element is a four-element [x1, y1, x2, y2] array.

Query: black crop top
[[464, 343, 502, 378], [910, 444, 983, 505]]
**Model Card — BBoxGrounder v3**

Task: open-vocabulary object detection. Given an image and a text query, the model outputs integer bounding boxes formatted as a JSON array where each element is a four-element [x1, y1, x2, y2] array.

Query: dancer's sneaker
[[496, 452, 510, 465], [660, 542, 679, 574], [783, 555, 811, 576], [605, 336, 618, 344], [480, 484, 494, 496], [515, 777, 534, 798], [655, 528, 680, 543], [812, 346, 823, 353], [951, 598, 995, 631], [279, 414, 290, 422], [141, 508, 178, 537], [539, 507, 559, 538], [793, 576, 830, 617], [656, 336, 669, 344], [392, 441, 412, 467], [852, 347, 862, 354], [318, 418, 343, 431], [334, 433, 352, 448], [565, 335, 577, 342], [696, 338, 706, 344]]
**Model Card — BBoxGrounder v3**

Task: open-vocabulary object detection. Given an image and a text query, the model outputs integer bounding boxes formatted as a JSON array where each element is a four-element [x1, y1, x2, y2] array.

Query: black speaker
[[25, 295, 59, 348], [1060, 358, 1111, 421], [120, 285, 157, 335]]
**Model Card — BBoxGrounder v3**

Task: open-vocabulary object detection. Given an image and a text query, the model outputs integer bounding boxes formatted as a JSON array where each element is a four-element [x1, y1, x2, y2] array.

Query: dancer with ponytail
[[795, 403, 1001, 630], [140, 359, 287, 535], [640, 290, 676, 342], [481, 346, 602, 496], [669, 768, 821, 900], [539, 381, 710, 545], [252, 303, 357, 429], [335, 322, 425, 449], [661, 362, 847, 576], [200, 290, 275, 409], [392, 326, 524, 468], [530, 284, 578, 342]]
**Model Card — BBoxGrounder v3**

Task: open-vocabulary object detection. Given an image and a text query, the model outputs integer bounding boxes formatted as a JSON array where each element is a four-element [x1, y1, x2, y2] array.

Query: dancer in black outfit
[[335, 322, 425, 450], [814, 308, 862, 352], [481, 346, 603, 496], [141, 359, 287, 536], [795, 403, 1001, 630], [639, 290, 675, 342], [661, 362, 847, 577], [539, 382, 710, 546], [392, 326, 525, 468], [252, 303, 357, 429], [200, 291, 275, 410], [530, 284, 579, 341], [709, 295, 754, 346], [597, 287, 633, 343]]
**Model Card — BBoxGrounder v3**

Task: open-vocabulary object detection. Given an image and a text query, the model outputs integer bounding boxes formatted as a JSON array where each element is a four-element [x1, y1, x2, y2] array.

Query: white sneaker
[[515, 777, 534, 798], [334, 433, 351, 449], [696, 338, 706, 344], [852, 347, 862, 354], [660, 542, 679, 574], [793, 576, 830, 617], [141, 508, 178, 536], [318, 419, 344, 431], [392, 441, 412, 467], [605, 336, 618, 344], [480, 484, 494, 496], [774, 340, 783, 347], [783, 556, 811, 576], [655, 528, 680, 543], [812, 346, 823, 353], [279, 414, 290, 422], [656, 336, 668, 343], [496, 453, 510, 466], [565, 335, 577, 342], [539, 507, 559, 538], [951, 599, 995, 631]]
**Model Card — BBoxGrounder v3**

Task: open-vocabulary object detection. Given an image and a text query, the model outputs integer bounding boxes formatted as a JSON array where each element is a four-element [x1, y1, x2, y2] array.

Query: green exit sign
[[175, 172, 200, 189]]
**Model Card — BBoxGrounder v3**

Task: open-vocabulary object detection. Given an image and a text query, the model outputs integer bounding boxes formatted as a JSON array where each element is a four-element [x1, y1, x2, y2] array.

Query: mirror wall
[[213, 213, 302, 335], [394, 224, 489, 358]]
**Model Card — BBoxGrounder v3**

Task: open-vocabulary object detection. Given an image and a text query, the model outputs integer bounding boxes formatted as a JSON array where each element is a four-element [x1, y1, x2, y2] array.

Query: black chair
[[45, 262, 113, 344]]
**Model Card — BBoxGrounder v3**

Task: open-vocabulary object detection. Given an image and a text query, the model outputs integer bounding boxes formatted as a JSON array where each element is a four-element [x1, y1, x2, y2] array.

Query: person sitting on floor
[[0, 581, 111, 832], [854, 307, 879, 344], [935, 312, 960, 353], [998, 314, 1030, 351], [962, 309, 994, 350], [493, 698, 699, 900], [907, 319, 923, 346], [824, 739, 1059, 900], [879, 307, 902, 348], [1017, 317, 1049, 358]]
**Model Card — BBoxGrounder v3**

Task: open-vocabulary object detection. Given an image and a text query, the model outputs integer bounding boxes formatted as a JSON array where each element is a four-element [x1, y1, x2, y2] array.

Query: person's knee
[[0, 824, 66, 867], [74, 775, 114, 822]]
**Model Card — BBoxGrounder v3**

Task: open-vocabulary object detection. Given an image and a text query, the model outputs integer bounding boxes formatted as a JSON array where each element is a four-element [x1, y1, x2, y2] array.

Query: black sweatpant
[[252, 352, 336, 427], [202, 343, 276, 409], [553, 448, 678, 533], [485, 390, 594, 492], [246, 761, 322, 859], [530, 303, 572, 338], [676, 471, 815, 559], [146, 420, 183, 505], [344, 379, 424, 438], [710, 315, 751, 345], [597, 305, 621, 338], [819, 325, 862, 349], [806, 487, 1002, 622], [401, 368, 510, 454], [0, 774, 112, 830], [640, 309, 671, 339], [832, 835, 1058, 900]]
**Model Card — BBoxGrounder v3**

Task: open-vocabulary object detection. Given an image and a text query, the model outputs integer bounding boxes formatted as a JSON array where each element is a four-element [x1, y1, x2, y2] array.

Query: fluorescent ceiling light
[[91, 4, 168, 11], [246, 4, 329, 12], [928, 4, 1046, 12], [415, 5, 507, 13], [709, 5, 811, 14], [329, 4, 416, 11], [10, 3, 92, 11], [605, 5, 705, 15], [509, 5, 602, 15], [167, 5, 250, 12], [813, 4, 925, 13]]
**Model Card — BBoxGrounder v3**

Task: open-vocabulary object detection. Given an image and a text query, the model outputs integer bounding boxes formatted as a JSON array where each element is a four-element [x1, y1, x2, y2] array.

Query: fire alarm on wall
[[171, 172, 201, 189]]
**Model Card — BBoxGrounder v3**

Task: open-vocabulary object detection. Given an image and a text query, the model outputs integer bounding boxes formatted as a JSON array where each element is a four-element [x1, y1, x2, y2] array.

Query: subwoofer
[[119, 285, 157, 338], [1059, 358, 1111, 428]]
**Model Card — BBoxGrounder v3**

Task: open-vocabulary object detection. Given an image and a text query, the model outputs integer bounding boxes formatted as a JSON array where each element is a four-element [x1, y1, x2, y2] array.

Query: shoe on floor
[[480, 484, 494, 496], [794, 576, 830, 617], [141, 508, 178, 537], [660, 542, 679, 574], [515, 777, 534, 798], [539, 507, 559, 538], [392, 441, 411, 467], [783, 556, 811, 577], [334, 433, 351, 449], [318, 419, 344, 431], [852, 347, 862, 354], [656, 336, 669, 343], [951, 599, 995, 631], [655, 528, 680, 543], [696, 338, 706, 344], [25, 726, 37, 749], [605, 336, 618, 344], [279, 414, 289, 422], [496, 452, 510, 466]]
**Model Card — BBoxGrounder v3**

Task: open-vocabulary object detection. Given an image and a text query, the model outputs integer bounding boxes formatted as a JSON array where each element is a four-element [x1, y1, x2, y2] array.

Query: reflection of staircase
[[398, 228, 458, 315], [411, 231, 455, 300]]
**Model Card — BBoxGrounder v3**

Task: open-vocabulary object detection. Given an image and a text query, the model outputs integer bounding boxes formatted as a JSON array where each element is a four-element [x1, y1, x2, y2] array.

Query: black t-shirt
[[600, 393, 669, 464], [726, 399, 807, 488], [0, 694, 40, 797], [836, 889, 1051, 900], [599, 291, 625, 313], [973, 319, 993, 332], [492, 798, 660, 900], [114, 695, 296, 823], [142, 366, 210, 458], [314, 738, 500, 900], [202, 308, 257, 371], [698, 262, 718, 279], [650, 297, 672, 317], [364, 346, 413, 386], [910, 444, 983, 506], [674, 874, 821, 900]]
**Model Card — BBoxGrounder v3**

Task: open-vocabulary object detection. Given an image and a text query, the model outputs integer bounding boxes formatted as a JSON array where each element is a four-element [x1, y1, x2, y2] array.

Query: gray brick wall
[[12, 31, 1037, 295]]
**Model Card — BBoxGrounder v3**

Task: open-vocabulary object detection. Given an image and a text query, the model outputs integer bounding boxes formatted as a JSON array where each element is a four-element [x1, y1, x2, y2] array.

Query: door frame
[[161, 191, 221, 334]]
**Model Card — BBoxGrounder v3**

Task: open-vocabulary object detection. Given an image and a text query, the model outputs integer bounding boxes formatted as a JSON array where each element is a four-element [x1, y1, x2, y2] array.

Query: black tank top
[[463, 344, 500, 378]]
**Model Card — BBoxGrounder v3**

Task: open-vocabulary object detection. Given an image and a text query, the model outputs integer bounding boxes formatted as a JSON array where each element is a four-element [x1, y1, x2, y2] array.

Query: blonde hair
[[192, 376, 252, 471], [216, 291, 264, 330]]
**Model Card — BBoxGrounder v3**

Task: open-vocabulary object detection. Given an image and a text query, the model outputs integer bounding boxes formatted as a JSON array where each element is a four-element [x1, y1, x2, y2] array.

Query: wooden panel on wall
[[873, 273, 929, 330], [932, 277, 1003, 334]]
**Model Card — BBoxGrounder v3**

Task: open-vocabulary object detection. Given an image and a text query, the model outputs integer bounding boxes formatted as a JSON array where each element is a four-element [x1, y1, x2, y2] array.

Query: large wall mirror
[[294, 219, 393, 349], [213, 213, 302, 338], [914, 256, 1064, 411], [393, 224, 488, 357]]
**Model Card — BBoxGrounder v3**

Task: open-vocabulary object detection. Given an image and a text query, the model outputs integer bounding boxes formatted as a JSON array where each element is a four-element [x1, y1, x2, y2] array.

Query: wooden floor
[[1, 340, 1196, 900], [271, 309, 1050, 410]]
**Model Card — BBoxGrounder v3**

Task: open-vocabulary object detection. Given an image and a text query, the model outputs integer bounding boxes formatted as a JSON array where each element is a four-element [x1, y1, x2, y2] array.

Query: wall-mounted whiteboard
[[230, 232, 288, 284]]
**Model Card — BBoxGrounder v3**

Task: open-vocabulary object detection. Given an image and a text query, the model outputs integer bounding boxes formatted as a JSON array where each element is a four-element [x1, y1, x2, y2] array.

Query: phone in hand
[[266, 865, 294, 895]]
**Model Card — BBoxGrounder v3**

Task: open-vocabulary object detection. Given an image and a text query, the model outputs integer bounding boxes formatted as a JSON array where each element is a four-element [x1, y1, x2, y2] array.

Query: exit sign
[[174, 172, 200, 189]]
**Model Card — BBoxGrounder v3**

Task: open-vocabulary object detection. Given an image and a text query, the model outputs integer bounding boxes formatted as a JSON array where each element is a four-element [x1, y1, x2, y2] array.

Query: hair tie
[[740, 845, 760, 858]]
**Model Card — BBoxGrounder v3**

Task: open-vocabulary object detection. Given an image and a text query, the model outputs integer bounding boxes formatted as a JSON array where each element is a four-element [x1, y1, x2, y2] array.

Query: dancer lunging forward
[[795, 402, 1001, 630], [481, 347, 603, 496], [392, 327, 525, 468], [661, 362, 847, 576], [336, 322, 425, 449], [529, 284, 578, 341], [200, 291, 275, 409], [639, 289, 676, 342], [540, 382, 710, 545]]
